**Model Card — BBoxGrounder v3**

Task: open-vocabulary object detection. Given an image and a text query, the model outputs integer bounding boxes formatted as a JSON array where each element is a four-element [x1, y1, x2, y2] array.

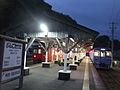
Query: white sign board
[[1, 69, 21, 81], [2, 41, 23, 69]]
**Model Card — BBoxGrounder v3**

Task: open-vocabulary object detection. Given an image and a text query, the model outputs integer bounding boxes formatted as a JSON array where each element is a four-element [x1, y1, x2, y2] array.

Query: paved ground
[[1, 57, 105, 90]]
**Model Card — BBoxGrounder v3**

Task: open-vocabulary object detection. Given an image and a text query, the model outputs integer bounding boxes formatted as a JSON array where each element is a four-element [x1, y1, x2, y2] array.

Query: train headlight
[[33, 55, 37, 58]]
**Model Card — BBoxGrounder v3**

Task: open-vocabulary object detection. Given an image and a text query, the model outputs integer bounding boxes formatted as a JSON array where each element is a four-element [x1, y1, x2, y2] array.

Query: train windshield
[[106, 51, 112, 57], [33, 49, 42, 54], [101, 51, 105, 57], [94, 50, 100, 56], [33, 49, 37, 53], [94, 49, 112, 57], [38, 49, 41, 54]]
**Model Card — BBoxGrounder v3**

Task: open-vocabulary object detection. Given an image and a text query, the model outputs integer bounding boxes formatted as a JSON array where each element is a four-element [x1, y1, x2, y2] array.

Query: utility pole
[[110, 22, 116, 67]]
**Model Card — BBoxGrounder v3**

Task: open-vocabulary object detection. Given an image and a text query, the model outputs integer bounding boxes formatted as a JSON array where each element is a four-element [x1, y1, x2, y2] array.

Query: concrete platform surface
[[1, 57, 105, 90]]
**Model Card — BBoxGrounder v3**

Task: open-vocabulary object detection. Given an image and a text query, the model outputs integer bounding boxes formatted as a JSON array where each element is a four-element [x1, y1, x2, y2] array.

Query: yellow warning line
[[82, 57, 89, 90]]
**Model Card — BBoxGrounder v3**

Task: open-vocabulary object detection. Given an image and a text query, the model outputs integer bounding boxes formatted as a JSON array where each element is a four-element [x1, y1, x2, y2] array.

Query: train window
[[28, 48, 33, 54], [33, 49, 37, 53], [101, 51, 105, 57], [106, 51, 112, 57], [94, 50, 100, 56], [38, 49, 41, 54]]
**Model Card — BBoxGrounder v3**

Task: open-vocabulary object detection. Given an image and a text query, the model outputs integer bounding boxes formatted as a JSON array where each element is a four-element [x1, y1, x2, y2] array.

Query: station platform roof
[[0, 0, 99, 46]]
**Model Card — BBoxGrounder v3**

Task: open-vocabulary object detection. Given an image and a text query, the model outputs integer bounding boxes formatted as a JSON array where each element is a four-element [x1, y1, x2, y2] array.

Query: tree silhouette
[[94, 35, 111, 48], [113, 40, 120, 51]]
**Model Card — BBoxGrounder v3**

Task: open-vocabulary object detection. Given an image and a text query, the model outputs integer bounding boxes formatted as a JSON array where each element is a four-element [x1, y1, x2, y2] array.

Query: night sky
[[44, 0, 120, 40]]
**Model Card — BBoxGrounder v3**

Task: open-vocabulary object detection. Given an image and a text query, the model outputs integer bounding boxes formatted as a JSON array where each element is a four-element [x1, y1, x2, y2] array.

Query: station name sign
[[2, 41, 23, 69], [0, 39, 25, 84], [6, 42, 22, 49], [0, 35, 26, 89]]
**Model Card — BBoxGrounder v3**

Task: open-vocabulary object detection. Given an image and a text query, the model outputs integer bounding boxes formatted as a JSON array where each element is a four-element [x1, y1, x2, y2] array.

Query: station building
[[0, 0, 99, 69]]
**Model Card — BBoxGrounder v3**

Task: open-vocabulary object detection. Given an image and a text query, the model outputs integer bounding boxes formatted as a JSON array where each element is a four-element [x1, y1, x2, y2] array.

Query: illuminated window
[[106, 51, 112, 57], [75, 48, 77, 52], [62, 42, 66, 46], [94, 50, 100, 56], [38, 49, 41, 54], [33, 49, 37, 53], [101, 51, 105, 57]]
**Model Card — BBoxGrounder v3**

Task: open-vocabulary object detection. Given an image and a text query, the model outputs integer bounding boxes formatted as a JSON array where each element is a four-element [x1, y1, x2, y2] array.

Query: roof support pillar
[[24, 37, 35, 68]]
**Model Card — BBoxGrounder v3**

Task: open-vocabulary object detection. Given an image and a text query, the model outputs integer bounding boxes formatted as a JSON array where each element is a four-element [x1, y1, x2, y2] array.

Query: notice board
[[0, 35, 26, 89]]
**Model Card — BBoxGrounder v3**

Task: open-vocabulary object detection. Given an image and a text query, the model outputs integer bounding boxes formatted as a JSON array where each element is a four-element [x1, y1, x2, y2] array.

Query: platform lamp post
[[40, 23, 51, 68]]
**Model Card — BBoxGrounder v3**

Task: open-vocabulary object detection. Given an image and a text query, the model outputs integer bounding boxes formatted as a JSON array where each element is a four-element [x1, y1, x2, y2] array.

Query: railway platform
[[1, 57, 120, 90]]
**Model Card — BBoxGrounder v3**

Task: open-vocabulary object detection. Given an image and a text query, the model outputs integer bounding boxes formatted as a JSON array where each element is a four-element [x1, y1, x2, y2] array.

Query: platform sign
[[0, 35, 26, 89], [2, 41, 23, 69], [1, 41, 23, 82], [1, 68, 21, 81]]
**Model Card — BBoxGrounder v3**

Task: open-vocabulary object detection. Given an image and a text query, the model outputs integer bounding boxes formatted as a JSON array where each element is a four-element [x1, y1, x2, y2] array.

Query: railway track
[[97, 69, 120, 90]]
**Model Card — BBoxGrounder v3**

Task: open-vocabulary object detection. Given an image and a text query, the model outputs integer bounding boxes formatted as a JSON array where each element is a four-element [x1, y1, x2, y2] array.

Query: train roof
[[94, 47, 111, 51]]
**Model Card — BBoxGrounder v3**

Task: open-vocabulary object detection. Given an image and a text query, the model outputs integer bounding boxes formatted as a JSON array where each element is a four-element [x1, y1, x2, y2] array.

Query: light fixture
[[62, 42, 66, 46], [101, 48, 105, 51], [40, 23, 48, 33], [75, 48, 77, 51], [70, 38, 74, 42]]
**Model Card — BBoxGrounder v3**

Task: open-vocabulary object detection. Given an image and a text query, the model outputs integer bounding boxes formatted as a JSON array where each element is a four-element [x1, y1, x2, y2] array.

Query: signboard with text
[[3, 41, 23, 69], [1, 68, 21, 81], [0, 35, 26, 89], [1, 41, 23, 82]]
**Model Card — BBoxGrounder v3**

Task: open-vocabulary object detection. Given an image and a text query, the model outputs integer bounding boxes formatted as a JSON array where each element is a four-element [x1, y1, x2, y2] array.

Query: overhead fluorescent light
[[70, 38, 74, 42], [62, 42, 66, 46]]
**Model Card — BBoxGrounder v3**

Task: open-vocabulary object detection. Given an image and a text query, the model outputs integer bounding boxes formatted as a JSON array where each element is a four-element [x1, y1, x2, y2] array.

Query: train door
[[33, 48, 38, 61], [105, 50, 112, 65], [37, 48, 42, 62], [94, 49, 100, 66], [100, 50, 106, 66]]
